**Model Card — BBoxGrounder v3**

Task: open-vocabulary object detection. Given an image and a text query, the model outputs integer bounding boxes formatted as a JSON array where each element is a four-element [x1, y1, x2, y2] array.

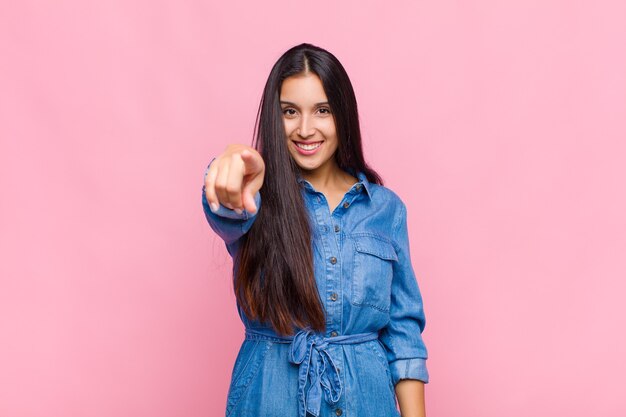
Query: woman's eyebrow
[[280, 101, 329, 107]]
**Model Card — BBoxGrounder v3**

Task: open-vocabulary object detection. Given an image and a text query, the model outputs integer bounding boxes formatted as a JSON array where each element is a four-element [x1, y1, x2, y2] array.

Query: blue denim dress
[[202, 158, 429, 417]]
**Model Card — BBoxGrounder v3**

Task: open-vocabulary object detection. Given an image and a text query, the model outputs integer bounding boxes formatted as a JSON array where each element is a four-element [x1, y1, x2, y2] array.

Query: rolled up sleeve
[[379, 200, 429, 385], [201, 157, 261, 246]]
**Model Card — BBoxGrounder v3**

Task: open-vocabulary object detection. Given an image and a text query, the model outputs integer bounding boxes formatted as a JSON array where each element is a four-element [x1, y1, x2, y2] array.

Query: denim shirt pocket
[[349, 232, 398, 312], [226, 340, 272, 416]]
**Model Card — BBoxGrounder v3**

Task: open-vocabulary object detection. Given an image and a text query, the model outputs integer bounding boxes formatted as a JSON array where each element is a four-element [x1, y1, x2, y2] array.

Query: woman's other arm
[[395, 379, 425, 417], [378, 199, 429, 416]]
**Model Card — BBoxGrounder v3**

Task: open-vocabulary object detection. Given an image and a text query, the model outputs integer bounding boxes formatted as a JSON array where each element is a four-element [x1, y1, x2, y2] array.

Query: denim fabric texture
[[202, 157, 429, 417]]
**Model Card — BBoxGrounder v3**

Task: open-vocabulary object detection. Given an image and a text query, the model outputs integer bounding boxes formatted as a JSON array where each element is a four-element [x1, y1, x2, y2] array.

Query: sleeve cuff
[[389, 358, 429, 385]]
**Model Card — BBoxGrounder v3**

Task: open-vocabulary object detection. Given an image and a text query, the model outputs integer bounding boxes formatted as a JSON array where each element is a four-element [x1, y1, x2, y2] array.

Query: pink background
[[1, 1, 625, 416]]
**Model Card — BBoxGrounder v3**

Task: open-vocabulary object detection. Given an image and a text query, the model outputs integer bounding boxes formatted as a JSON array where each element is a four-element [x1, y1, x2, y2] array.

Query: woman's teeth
[[296, 141, 322, 150]]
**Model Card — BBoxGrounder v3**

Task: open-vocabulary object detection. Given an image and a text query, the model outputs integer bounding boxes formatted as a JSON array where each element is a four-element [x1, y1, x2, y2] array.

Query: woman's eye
[[283, 108, 296, 116], [319, 107, 331, 114]]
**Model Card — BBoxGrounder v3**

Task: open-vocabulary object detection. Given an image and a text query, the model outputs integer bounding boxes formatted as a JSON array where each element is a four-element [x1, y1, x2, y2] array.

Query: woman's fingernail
[[210, 202, 219, 212], [234, 208, 243, 215]]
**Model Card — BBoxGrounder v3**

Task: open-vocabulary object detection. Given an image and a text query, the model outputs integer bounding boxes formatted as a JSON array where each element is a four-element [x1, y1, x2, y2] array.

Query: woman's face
[[280, 73, 339, 173]]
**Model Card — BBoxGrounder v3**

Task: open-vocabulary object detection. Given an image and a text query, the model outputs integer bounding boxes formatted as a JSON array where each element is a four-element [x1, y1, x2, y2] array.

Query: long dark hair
[[235, 43, 384, 336]]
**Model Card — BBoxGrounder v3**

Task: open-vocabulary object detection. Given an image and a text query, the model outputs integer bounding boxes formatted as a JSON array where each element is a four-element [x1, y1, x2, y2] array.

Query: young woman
[[202, 43, 429, 417]]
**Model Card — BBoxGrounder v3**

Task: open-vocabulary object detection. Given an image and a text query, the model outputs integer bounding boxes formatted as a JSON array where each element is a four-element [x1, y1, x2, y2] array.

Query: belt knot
[[288, 328, 342, 417], [244, 327, 379, 417]]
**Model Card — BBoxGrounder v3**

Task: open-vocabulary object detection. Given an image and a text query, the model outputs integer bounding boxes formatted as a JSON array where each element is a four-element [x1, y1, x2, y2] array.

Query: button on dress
[[202, 158, 429, 417]]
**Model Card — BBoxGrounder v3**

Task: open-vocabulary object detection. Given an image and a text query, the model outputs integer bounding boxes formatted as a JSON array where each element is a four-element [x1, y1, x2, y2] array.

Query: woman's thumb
[[242, 185, 258, 214]]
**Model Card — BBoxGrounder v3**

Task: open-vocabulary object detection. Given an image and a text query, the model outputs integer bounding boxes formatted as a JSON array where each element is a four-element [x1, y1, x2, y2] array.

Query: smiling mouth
[[293, 140, 323, 150]]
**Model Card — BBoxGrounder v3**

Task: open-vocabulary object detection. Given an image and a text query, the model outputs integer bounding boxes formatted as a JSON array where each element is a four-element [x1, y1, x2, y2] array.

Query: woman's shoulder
[[368, 182, 406, 210], [352, 168, 406, 218], [362, 183, 408, 239]]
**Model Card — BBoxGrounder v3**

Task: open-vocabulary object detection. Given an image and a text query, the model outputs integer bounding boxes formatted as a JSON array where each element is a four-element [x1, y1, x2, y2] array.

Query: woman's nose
[[298, 115, 315, 138]]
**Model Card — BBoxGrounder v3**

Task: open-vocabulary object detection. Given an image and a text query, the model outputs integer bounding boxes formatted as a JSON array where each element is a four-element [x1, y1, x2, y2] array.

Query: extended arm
[[202, 157, 261, 246]]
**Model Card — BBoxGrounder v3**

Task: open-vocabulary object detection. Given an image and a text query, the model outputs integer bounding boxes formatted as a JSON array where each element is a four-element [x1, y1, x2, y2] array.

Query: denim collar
[[296, 168, 372, 201]]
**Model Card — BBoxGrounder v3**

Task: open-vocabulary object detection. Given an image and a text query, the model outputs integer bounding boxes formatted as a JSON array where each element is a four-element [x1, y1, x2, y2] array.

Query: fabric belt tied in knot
[[245, 327, 379, 417]]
